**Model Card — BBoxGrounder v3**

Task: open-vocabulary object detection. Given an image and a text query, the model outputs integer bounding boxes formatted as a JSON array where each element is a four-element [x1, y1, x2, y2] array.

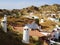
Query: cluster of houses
[[23, 21, 60, 44], [41, 11, 60, 17], [24, 12, 60, 24], [22, 13, 60, 45], [0, 13, 60, 45], [49, 25, 60, 45]]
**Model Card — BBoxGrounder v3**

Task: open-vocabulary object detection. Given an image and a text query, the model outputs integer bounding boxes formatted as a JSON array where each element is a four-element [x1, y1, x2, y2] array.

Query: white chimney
[[56, 25, 59, 28], [1, 15, 7, 32], [22, 26, 30, 44], [4, 15, 7, 21], [40, 19, 44, 23]]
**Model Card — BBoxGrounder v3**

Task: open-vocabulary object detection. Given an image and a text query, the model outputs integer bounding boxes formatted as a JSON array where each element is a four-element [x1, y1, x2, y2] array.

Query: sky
[[0, 0, 60, 9]]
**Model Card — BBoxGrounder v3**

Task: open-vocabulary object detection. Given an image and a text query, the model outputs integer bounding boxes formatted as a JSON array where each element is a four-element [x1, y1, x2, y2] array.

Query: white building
[[26, 21, 41, 30], [47, 17, 59, 23], [23, 12, 41, 30], [50, 14, 56, 17], [53, 28, 59, 40], [24, 12, 39, 19]]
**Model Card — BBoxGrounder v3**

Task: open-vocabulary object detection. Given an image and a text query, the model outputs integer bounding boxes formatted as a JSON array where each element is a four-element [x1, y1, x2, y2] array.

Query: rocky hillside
[[0, 4, 60, 17], [20, 4, 60, 15]]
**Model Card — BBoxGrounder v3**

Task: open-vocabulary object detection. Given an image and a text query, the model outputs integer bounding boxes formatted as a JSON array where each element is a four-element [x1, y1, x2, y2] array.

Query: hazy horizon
[[0, 0, 60, 9]]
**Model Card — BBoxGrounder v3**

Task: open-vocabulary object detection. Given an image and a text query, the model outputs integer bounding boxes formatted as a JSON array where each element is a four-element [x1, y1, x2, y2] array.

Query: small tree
[[35, 19, 39, 25], [59, 18, 60, 22]]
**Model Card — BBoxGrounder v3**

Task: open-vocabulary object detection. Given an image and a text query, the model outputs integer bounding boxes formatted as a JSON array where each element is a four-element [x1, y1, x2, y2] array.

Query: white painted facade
[[24, 12, 39, 19], [40, 32, 50, 36], [25, 21, 41, 30], [47, 17, 59, 23], [29, 12, 39, 19], [48, 17, 55, 21], [52, 25, 60, 39], [50, 14, 56, 16], [54, 31, 59, 39]]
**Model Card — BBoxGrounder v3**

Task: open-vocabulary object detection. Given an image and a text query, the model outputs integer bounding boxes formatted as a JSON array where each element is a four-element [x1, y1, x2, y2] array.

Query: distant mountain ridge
[[20, 4, 60, 13], [0, 4, 60, 16]]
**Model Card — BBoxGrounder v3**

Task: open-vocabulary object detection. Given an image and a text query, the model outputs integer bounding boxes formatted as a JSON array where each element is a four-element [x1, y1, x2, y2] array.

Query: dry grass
[[40, 20, 56, 32], [7, 15, 59, 33]]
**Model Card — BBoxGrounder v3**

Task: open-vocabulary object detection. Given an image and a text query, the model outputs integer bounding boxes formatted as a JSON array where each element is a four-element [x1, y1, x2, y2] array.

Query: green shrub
[[59, 18, 60, 22], [35, 19, 39, 25]]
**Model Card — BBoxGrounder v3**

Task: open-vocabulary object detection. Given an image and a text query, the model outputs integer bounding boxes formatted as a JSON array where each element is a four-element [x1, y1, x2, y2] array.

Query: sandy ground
[[13, 26, 47, 37], [13, 26, 49, 45]]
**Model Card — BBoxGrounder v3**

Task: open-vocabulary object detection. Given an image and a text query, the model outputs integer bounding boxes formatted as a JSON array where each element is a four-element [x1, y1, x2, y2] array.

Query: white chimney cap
[[53, 28, 57, 31], [56, 25, 59, 27], [24, 26, 29, 29]]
